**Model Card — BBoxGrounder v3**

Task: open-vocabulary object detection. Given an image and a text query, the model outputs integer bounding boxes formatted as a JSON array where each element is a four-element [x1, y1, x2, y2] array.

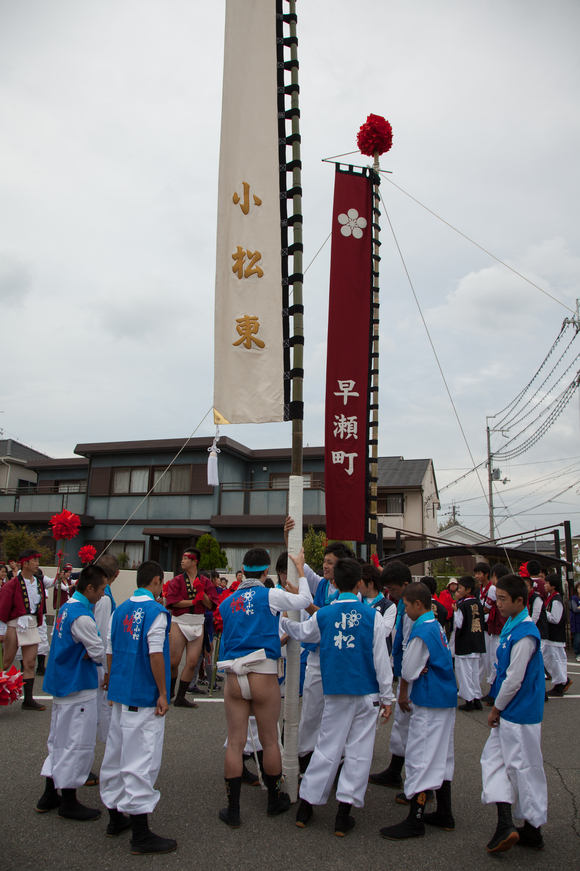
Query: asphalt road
[[2, 657, 580, 871]]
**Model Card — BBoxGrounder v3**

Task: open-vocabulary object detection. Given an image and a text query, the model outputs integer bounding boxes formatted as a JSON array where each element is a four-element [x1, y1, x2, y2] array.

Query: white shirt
[[530, 595, 543, 625], [280, 601, 394, 705], [94, 593, 113, 672], [545, 598, 565, 647], [267, 576, 312, 614], [451, 605, 480, 658], [53, 602, 105, 705]]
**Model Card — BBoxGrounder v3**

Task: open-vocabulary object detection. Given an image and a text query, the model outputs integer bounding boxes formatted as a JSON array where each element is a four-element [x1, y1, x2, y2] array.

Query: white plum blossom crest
[[337, 208, 367, 239]]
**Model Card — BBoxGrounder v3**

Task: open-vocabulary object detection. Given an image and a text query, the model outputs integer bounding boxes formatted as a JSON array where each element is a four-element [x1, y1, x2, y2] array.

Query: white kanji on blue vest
[[333, 609, 362, 649], [122, 606, 145, 641], [240, 589, 255, 615]]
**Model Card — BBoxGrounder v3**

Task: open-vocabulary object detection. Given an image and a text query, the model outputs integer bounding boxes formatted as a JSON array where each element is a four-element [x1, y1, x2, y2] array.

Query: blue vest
[[317, 598, 379, 696], [103, 584, 116, 612], [490, 620, 544, 725], [392, 599, 406, 677], [43, 601, 99, 697], [220, 585, 281, 662], [107, 597, 170, 708], [408, 617, 457, 708]]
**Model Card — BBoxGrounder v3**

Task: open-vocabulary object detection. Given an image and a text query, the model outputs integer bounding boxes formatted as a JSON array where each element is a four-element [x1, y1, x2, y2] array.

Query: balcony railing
[[1, 483, 87, 495], [220, 479, 324, 492]]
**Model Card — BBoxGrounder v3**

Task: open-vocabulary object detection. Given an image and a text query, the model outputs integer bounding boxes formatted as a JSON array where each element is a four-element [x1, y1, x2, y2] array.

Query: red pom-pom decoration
[[0, 665, 24, 706], [78, 545, 97, 565], [518, 562, 530, 578], [370, 553, 381, 568], [50, 509, 81, 541], [357, 114, 393, 157]]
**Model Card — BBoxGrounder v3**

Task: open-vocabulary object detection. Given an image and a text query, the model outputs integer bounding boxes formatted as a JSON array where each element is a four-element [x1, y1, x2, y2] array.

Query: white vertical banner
[[213, 0, 285, 425]]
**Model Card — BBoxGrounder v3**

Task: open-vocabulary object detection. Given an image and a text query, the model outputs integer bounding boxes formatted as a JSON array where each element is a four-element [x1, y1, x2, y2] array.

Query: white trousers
[[96, 666, 112, 744], [543, 642, 568, 686], [37, 620, 49, 656], [389, 682, 411, 757], [300, 694, 379, 808], [298, 651, 324, 757], [41, 697, 97, 789], [404, 705, 455, 798], [100, 702, 165, 815], [486, 635, 500, 685], [481, 719, 548, 828], [455, 655, 482, 701]]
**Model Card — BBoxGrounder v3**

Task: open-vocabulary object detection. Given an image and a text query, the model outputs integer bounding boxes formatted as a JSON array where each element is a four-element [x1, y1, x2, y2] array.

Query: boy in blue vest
[[284, 515, 355, 773], [380, 582, 457, 840], [369, 561, 414, 793], [99, 560, 176, 855], [36, 565, 107, 820], [280, 557, 393, 837], [480, 573, 547, 853]]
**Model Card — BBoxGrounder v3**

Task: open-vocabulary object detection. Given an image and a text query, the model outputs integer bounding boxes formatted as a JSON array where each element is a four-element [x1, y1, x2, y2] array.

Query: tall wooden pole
[[368, 154, 381, 555], [283, 0, 304, 803]]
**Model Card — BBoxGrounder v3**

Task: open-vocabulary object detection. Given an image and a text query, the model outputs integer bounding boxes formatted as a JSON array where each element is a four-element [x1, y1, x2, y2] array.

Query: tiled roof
[[0, 439, 50, 462], [377, 456, 433, 488]]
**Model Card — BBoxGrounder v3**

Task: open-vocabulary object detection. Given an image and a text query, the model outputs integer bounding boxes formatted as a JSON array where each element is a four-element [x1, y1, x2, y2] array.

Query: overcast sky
[[1, 0, 579, 540]]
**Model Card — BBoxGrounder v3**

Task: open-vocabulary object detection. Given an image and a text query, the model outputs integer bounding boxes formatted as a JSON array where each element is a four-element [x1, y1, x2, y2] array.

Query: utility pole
[[486, 423, 495, 540]]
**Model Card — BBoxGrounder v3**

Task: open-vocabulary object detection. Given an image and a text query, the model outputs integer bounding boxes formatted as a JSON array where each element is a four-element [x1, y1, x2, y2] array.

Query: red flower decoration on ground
[[357, 114, 393, 157], [0, 665, 24, 705], [79, 545, 97, 565], [50, 510, 81, 541]]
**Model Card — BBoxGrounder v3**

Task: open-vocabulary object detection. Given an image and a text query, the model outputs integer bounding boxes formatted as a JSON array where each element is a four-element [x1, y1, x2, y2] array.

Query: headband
[[242, 564, 270, 572], [19, 553, 42, 564], [183, 553, 199, 562]]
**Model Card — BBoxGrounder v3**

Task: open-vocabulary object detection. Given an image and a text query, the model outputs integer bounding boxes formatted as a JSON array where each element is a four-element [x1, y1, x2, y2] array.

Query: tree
[[197, 533, 228, 570], [302, 525, 354, 575], [0, 521, 54, 564]]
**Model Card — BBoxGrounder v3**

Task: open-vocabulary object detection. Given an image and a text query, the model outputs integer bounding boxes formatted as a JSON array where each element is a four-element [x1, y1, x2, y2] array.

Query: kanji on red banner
[[324, 166, 373, 541]]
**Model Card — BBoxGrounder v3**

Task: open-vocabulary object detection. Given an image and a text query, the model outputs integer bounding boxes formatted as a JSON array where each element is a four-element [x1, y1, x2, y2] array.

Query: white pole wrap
[[283, 474, 304, 802]]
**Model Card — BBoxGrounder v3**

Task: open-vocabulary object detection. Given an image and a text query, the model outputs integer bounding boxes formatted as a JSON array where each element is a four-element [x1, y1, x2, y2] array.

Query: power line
[[380, 173, 575, 314], [379, 189, 489, 507]]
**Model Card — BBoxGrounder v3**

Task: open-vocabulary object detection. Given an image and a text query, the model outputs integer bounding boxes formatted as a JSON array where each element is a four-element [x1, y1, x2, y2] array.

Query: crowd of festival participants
[[0, 524, 578, 856]]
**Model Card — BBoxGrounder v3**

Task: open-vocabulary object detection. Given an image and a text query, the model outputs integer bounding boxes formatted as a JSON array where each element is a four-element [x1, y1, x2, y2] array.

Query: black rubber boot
[[547, 683, 565, 697], [424, 780, 455, 830], [264, 772, 291, 817], [106, 807, 132, 836], [334, 801, 355, 837], [130, 813, 177, 854], [219, 776, 242, 828], [369, 754, 404, 788], [295, 799, 313, 828], [84, 771, 99, 786], [473, 699, 483, 710], [486, 802, 519, 853], [380, 792, 427, 840], [170, 676, 177, 700], [458, 700, 475, 711], [481, 693, 495, 705], [174, 679, 198, 707], [396, 789, 434, 805], [57, 788, 101, 821], [22, 677, 45, 711], [36, 777, 61, 813], [241, 755, 259, 786], [298, 751, 313, 774], [515, 820, 544, 851], [36, 654, 46, 675]]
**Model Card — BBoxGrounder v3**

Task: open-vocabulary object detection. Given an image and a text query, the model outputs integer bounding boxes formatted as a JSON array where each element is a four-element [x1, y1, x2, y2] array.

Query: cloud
[[0, 253, 32, 307]]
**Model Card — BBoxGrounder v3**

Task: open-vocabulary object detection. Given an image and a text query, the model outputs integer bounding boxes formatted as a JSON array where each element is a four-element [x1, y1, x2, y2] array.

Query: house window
[[58, 481, 82, 493], [270, 473, 313, 490], [112, 468, 149, 494], [152, 466, 191, 493], [106, 541, 144, 568], [378, 494, 404, 515]]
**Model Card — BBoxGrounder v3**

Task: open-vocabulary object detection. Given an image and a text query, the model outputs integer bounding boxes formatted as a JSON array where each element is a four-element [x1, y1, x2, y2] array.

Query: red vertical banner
[[325, 167, 373, 542]]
